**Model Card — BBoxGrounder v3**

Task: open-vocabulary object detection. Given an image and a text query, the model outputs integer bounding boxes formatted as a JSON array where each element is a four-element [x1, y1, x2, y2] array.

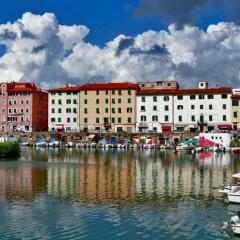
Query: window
[[13, 109, 17, 113], [26, 108, 29, 113], [51, 99, 55, 104], [152, 115, 158, 121], [141, 96, 145, 102], [105, 108, 109, 113], [209, 104, 213, 110], [73, 118, 76, 123], [51, 108, 55, 113], [112, 90, 115, 95], [112, 98, 115, 104], [21, 100, 24, 105], [58, 118, 61, 123], [200, 105, 203, 110], [234, 111, 238, 118], [178, 115, 182, 122], [73, 99, 77, 104], [128, 90, 131, 95], [128, 117, 131, 123], [177, 105, 183, 110], [66, 99, 71, 104], [96, 90, 99, 95], [153, 105, 157, 111], [58, 108, 61, 113], [8, 108, 11, 113], [67, 92, 71, 95], [153, 96, 157, 102], [96, 118, 99, 123], [191, 105, 195, 110], [118, 108, 121, 113], [58, 92, 62, 96], [127, 107, 132, 113], [118, 117, 122, 123], [112, 118, 115, 123], [96, 108, 100, 114], [164, 105, 169, 111], [67, 118, 70, 123], [190, 95, 196, 100], [105, 99, 109, 104], [118, 98, 121, 103], [20, 108, 24, 113], [112, 108, 115, 113], [128, 98, 131, 103], [208, 94, 214, 99], [191, 115, 195, 122], [232, 99, 239, 106], [58, 99, 62, 104], [199, 95, 204, 99], [141, 106, 146, 111], [84, 118, 88, 123], [66, 108, 71, 113], [209, 115, 213, 121], [84, 99, 87, 104], [13, 100, 17, 105], [222, 94, 227, 99], [105, 90, 109, 95], [118, 90, 122, 95], [73, 108, 77, 113], [84, 91, 87, 95], [96, 99, 99, 104], [104, 117, 109, 123], [51, 118, 55, 122], [84, 108, 87, 114], [223, 115, 227, 121], [141, 115, 146, 121], [223, 104, 227, 109], [164, 115, 169, 122], [177, 95, 183, 100], [164, 96, 169, 101]]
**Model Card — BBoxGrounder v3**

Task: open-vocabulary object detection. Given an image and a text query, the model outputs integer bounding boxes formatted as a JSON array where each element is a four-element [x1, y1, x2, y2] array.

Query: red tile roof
[[79, 82, 140, 91], [48, 82, 140, 92], [137, 87, 232, 95], [7, 82, 43, 93], [231, 95, 240, 99], [48, 86, 80, 92]]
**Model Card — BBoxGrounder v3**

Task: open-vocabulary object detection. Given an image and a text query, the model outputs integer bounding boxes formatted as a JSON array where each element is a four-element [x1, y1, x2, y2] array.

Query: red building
[[0, 82, 48, 132]]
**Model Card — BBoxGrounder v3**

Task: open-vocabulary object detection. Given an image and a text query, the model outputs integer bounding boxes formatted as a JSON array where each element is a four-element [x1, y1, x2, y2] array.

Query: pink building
[[0, 82, 48, 132]]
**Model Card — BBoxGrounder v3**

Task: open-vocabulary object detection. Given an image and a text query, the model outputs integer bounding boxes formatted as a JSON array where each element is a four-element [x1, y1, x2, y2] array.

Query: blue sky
[[0, 0, 237, 46]]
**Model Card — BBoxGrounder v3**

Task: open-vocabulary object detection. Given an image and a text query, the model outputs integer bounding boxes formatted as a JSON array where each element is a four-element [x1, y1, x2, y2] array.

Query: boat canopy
[[232, 173, 240, 178]]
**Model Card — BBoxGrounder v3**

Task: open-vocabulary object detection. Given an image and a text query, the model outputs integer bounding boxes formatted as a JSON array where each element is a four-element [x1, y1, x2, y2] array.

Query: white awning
[[232, 173, 240, 178]]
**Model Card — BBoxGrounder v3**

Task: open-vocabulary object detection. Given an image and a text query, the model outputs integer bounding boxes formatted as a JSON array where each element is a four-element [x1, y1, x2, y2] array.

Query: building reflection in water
[[0, 148, 239, 204]]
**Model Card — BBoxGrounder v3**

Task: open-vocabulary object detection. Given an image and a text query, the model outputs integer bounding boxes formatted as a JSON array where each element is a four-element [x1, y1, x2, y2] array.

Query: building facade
[[79, 83, 139, 132], [136, 82, 232, 133], [48, 85, 80, 132], [136, 89, 175, 133], [173, 82, 232, 132], [231, 94, 240, 130], [0, 82, 48, 132]]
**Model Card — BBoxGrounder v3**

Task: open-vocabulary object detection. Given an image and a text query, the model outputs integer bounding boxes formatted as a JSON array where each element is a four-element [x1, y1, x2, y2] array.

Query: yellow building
[[79, 83, 140, 132], [231, 95, 240, 130]]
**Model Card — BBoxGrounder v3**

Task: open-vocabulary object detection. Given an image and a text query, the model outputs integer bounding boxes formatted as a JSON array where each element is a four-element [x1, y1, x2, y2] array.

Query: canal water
[[0, 148, 239, 239]]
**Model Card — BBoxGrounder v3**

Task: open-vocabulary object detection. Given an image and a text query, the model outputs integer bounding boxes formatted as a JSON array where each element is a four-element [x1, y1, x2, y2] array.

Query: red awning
[[199, 137, 217, 147], [162, 125, 172, 132], [218, 124, 232, 129]]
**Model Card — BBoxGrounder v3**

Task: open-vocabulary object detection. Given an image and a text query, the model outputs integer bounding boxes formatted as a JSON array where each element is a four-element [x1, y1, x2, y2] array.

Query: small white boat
[[222, 212, 240, 235], [175, 143, 195, 151], [227, 186, 240, 203], [219, 185, 238, 194], [65, 142, 75, 148], [21, 142, 29, 146]]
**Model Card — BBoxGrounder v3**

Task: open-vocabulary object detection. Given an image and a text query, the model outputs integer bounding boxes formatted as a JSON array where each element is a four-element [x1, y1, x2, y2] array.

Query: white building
[[136, 89, 175, 133], [48, 85, 80, 132], [136, 81, 232, 133], [173, 82, 232, 132]]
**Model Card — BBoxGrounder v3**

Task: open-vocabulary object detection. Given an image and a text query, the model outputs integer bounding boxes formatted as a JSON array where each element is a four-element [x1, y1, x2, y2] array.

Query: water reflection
[[0, 148, 238, 205]]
